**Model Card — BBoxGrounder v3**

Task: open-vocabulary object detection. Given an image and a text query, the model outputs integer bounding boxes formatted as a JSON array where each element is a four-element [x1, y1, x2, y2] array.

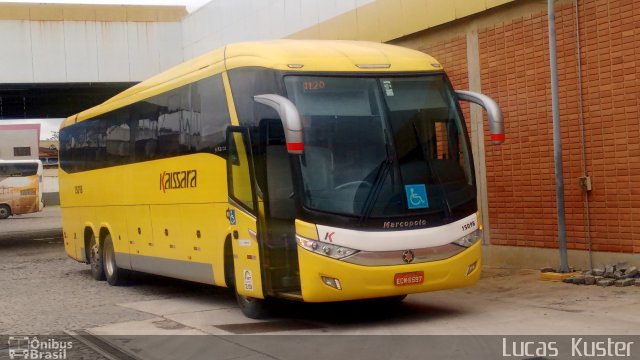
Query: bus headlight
[[296, 236, 358, 260], [452, 229, 483, 248]]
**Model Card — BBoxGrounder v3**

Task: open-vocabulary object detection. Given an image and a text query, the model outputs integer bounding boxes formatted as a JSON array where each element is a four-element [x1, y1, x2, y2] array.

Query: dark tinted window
[[228, 68, 284, 126], [60, 75, 230, 173], [0, 163, 38, 176], [13, 147, 31, 157]]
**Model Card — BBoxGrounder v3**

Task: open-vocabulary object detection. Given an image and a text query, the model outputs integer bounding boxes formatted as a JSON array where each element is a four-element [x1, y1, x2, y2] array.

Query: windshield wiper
[[358, 158, 391, 226], [358, 128, 395, 226]]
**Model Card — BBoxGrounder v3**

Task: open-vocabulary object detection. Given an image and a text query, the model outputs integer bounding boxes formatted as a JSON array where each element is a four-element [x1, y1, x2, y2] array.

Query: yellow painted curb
[[540, 272, 582, 282]]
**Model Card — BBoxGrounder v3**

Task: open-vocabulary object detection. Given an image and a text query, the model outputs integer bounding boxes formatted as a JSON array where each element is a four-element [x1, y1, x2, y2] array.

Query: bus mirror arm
[[455, 90, 504, 145], [254, 94, 304, 154]]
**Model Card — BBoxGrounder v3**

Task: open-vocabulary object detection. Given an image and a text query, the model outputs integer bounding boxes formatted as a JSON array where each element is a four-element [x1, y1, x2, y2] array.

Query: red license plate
[[394, 271, 424, 286]]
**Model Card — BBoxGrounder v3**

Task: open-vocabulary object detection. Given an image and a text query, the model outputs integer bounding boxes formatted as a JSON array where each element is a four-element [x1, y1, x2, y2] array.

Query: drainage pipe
[[573, 0, 593, 271]]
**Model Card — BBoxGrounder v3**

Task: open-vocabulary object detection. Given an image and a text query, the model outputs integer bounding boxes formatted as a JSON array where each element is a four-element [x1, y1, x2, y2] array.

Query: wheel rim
[[0, 207, 8, 218], [104, 241, 114, 277]]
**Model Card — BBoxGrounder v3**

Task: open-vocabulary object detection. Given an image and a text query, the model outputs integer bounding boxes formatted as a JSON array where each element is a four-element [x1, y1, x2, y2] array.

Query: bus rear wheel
[[0, 205, 11, 219], [236, 292, 270, 319], [103, 234, 130, 286], [89, 234, 106, 281]]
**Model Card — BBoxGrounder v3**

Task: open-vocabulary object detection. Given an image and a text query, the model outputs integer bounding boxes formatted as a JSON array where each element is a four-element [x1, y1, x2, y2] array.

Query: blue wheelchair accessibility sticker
[[405, 184, 429, 209], [229, 209, 236, 225]]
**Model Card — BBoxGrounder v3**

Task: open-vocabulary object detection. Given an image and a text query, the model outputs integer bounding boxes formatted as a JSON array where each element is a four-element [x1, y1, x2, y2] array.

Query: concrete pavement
[[87, 267, 640, 336]]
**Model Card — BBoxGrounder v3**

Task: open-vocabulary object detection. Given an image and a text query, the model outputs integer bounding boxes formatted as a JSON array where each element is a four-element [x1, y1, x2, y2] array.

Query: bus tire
[[103, 234, 130, 286], [89, 234, 106, 281], [236, 292, 270, 319], [0, 204, 10, 219]]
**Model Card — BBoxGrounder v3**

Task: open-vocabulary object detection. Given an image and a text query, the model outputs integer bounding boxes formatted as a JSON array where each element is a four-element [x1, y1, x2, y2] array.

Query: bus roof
[[61, 40, 442, 128]]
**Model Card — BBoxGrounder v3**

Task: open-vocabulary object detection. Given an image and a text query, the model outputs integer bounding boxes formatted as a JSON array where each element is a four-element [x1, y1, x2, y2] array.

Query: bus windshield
[[284, 75, 474, 219]]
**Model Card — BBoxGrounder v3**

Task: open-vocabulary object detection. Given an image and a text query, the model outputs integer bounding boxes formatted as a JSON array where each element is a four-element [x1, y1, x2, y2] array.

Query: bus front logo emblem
[[324, 232, 335, 242], [402, 250, 415, 264]]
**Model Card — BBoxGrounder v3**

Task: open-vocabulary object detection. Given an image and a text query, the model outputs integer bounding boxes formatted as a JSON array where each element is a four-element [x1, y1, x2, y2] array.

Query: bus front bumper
[[297, 240, 481, 302]]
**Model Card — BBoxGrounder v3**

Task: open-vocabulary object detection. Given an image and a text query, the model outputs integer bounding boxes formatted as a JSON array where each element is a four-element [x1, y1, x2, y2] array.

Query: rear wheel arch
[[99, 227, 111, 244]]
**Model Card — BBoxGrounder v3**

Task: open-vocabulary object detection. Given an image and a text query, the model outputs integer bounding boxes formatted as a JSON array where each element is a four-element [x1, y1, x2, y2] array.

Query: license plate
[[394, 271, 424, 286]]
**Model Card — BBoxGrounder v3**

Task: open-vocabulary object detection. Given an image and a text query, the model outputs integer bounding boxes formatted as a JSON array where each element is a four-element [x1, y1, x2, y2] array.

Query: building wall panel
[[31, 21, 67, 82], [182, 0, 376, 58], [64, 21, 99, 82], [0, 21, 33, 82], [95, 22, 130, 82], [127, 22, 161, 80]]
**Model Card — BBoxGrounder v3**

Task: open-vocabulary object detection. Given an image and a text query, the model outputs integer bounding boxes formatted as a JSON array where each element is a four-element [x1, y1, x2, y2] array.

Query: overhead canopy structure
[[0, 83, 135, 120]]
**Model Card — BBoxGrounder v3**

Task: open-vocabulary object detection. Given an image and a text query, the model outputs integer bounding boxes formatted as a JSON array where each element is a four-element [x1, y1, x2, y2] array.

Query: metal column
[[548, 0, 570, 272]]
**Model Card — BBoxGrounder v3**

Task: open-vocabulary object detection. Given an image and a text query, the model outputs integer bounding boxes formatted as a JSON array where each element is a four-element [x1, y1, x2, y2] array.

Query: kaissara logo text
[[160, 170, 197, 193]]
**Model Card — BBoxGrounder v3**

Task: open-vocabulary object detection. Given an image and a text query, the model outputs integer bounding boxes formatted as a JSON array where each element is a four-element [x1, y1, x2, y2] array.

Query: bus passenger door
[[226, 127, 264, 299]]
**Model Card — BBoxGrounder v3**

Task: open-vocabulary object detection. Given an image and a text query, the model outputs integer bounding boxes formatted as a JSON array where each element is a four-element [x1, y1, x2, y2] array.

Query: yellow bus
[[59, 40, 503, 318], [0, 160, 44, 219]]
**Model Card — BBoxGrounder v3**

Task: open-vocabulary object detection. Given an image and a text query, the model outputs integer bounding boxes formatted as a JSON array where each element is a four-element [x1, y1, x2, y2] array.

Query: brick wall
[[394, 0, 639, 254], [479, 0, 640, 253]]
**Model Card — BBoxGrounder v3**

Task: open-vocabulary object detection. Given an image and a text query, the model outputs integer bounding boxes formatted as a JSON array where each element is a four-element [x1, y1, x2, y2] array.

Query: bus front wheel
[[89, 234, 106, 281], [103, 234, 130, 286], [236, 292, 270, 319], [0, 205, 11, 219]]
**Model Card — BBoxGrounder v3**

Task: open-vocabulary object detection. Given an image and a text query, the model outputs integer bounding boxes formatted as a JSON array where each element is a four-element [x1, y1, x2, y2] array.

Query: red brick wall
[[393, 0, 639, 254], [421, 36, 471, 125], [478, 0, 640, 253]]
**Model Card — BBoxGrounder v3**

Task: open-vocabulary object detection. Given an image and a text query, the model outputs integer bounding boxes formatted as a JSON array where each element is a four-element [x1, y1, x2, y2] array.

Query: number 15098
[[461, 220, 476, 231]]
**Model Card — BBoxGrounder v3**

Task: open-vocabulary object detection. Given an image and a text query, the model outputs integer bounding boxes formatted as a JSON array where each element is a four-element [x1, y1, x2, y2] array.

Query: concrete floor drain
[[214, 320, 324, 334]]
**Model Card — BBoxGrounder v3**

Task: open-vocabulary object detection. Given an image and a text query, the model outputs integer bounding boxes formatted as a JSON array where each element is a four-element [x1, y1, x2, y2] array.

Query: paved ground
[[0, 207, 220, 335], [1, 207, 639, 359]]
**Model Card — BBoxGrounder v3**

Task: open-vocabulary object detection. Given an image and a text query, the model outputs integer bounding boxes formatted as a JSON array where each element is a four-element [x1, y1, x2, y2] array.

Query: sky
[[0, 0, 210, 12]]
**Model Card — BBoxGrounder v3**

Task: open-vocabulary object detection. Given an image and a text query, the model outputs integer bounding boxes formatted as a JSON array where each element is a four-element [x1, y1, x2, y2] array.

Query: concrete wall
[[0, 124, 39, 160], [0, 4, 186, 83], [42, 168, 59, 193], [42, 168, 60, 206], [181, 0, 376, 59]]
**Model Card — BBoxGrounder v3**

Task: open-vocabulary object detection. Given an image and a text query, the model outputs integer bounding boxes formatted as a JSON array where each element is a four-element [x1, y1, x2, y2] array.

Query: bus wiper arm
[[384, 128, 395, 187], [358, 158, 391, 226]]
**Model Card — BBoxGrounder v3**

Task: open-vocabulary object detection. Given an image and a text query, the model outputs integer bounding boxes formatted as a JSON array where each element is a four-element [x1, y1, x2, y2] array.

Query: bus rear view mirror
[[254, 94, 304, 154], [456, 90, 504, 144]]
